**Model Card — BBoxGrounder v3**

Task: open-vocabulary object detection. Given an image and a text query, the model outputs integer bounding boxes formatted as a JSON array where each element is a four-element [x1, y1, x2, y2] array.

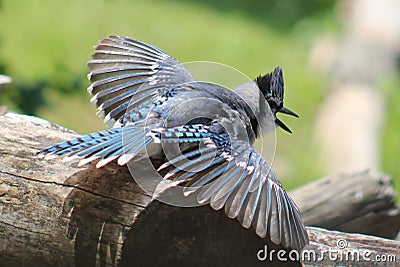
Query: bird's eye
[[266, 98, 279, 110]]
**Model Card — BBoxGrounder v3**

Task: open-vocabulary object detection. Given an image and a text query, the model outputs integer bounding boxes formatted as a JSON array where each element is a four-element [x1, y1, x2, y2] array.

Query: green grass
[[0, 0, 398, 195]]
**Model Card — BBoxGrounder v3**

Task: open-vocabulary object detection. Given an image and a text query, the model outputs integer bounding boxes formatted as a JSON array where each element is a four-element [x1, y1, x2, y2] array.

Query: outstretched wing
[[88, 35, 194, 127], [155, 124, 309, 251], [38, 121, 308, 249]]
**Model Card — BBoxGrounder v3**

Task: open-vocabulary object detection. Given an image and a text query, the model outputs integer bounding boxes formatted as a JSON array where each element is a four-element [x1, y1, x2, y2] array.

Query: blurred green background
[[0, 0, 398, 195]]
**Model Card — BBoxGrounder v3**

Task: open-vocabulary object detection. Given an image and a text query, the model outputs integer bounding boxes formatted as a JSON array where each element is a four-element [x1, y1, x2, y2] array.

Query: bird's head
[[255, 66, 298, 133]]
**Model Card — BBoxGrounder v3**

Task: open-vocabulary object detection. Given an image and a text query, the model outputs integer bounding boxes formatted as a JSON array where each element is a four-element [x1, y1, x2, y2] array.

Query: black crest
[[255, 66, 284, 113]]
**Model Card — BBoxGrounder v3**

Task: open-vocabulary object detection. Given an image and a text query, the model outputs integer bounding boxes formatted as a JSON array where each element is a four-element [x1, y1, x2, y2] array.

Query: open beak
[[276, 118, 292, 133], [278, 106, 299, 118], [276, 106, 299, 134]]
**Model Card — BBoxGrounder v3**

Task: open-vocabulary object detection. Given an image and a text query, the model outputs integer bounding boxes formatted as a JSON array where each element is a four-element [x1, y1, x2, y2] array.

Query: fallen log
[[291, 171, 400, 239], [0, 112, 399, 266]]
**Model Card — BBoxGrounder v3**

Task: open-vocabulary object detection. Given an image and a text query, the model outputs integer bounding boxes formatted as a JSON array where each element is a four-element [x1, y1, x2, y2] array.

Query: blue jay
[[38, 35, 308, 250]]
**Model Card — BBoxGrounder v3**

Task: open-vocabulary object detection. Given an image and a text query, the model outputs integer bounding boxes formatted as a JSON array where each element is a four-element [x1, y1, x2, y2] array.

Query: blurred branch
[[0, 74, 11, 115], [290, 171, 400, 239], [0, 74, 12, 87], [313, 0, 400, 173]]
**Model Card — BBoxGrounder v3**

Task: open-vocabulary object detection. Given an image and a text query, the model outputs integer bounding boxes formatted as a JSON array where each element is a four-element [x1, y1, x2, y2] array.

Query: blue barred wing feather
[[154, 124, 308, 251], [88, 35, 194, 127], [37, 35, 308, 251]]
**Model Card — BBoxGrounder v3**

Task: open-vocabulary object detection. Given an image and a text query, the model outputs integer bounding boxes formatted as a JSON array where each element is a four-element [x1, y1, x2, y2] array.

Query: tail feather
[[38, 126, 151, 167], [37, 129, 118, 158]]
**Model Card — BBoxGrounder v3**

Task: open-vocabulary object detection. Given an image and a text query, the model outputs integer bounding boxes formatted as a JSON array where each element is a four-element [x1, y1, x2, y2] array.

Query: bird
[[38, 35, 309, 251]]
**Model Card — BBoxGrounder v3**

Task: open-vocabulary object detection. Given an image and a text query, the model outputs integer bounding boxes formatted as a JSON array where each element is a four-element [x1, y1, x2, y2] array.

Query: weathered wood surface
[[291, 171, 400, 239], [0, 113, 152, 266], [0, 112, 399, 266], [303, 227, 399, 266]]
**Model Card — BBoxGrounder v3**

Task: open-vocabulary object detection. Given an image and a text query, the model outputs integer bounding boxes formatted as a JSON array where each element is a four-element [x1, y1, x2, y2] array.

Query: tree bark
[[0, 112, 399, 266]]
